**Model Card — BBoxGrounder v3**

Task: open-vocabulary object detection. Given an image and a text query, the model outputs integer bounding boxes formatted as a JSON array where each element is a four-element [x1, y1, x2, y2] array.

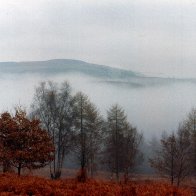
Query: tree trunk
[[124, 168, 129, 184], [177, 178, 180, 187], [90, 158, 93, 178], [18, 163, 21, 176]]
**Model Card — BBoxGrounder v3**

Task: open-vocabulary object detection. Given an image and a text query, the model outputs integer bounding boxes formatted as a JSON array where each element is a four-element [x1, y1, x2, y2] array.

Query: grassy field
[[0, 173, 193, 196]]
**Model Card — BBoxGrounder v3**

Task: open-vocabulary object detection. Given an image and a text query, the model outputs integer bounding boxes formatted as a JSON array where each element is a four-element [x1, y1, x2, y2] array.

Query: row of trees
[[1, 80, 194, 185], [149, 109, 196, 186], [30, 81, 143, 181]]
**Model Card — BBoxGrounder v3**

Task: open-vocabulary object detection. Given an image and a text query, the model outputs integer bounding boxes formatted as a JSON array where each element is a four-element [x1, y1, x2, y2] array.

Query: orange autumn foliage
[[0, 112, 14, 172], [0, 173, 193, 196], [0, 110, 54, 175]]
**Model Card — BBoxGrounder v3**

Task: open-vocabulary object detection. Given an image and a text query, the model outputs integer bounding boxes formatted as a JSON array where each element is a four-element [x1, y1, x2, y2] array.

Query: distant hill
[[0, 59, 139, 79], [0, 59, 195, 87]]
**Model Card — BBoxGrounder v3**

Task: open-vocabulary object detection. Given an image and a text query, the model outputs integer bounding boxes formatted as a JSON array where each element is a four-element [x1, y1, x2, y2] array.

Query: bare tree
[[31, 81, 75, 179], [185, 109, 196, 175], [85, 103, 104, 178], [175, 124, 192, 186], [149, 133, 177, 185], [149, 128, 192, 186], [122, 123, 143, 182]]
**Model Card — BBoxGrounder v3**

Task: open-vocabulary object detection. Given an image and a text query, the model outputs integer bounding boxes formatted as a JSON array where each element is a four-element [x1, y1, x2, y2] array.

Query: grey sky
[[0, 0, 196, 77]]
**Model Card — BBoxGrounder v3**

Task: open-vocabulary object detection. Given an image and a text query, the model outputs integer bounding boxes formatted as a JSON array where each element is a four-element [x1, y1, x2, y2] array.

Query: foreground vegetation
[[0, 173, 193, 196]]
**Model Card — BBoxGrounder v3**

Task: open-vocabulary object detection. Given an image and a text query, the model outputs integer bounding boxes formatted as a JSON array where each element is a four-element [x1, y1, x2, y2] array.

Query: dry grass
[[20, 167, 196, 195], [0, 173, 193, 196]]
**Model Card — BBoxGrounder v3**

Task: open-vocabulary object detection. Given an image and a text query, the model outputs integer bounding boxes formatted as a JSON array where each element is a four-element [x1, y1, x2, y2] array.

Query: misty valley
[[0, 59, 196, 139], [1, 0, 196, 194], [0, 59, 195, 195]]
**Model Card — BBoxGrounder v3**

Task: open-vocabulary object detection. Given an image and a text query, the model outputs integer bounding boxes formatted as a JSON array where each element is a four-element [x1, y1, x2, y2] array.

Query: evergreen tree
[[73, 92, 104, 181]]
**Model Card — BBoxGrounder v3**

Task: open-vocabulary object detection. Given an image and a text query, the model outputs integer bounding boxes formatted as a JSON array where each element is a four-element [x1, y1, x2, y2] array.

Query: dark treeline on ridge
[[0, 81, 195, 186]]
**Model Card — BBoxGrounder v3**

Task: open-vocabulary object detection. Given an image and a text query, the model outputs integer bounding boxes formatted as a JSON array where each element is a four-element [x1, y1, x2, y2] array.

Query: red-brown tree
[[0, 112, 15, 172], [0, 109, 54, 175]]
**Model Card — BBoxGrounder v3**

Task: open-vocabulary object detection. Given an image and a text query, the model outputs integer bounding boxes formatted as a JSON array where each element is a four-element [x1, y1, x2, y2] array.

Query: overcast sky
[[0, 0, 196, 77]]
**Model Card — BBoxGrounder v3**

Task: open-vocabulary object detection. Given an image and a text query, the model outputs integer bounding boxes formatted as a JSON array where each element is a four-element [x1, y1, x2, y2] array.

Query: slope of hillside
[[0, 59, 138, 79], [0, 59, 195, 88]]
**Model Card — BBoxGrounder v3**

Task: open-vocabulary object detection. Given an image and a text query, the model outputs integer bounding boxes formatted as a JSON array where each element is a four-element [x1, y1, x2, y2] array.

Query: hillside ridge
[[0, 59, 138, 79]]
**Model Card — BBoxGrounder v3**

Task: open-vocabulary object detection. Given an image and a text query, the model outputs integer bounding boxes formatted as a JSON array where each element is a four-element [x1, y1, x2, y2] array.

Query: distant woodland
[[0, 81, 195, 189]]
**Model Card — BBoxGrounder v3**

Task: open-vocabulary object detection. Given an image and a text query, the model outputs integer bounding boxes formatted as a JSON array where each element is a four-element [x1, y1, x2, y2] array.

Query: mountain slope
[[0, 59, 195, 88], [0, 59, 138, 79]]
